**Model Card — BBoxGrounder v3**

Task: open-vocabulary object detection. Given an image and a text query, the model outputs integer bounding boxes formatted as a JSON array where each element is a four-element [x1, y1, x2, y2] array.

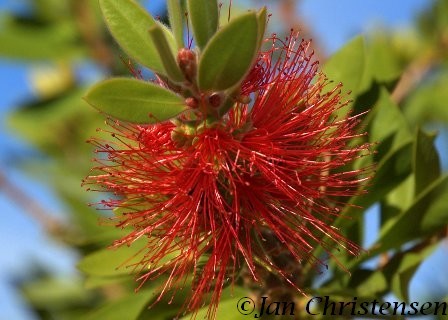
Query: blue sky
[[0, 0, 444, 319]]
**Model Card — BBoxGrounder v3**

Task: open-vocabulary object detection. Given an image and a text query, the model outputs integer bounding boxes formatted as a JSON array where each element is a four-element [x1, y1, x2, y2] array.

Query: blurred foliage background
[[1, 0, 448, 319]]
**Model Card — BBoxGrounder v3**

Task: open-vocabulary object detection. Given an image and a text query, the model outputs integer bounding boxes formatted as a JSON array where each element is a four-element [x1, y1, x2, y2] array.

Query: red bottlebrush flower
[[84, 32, 370, 318]]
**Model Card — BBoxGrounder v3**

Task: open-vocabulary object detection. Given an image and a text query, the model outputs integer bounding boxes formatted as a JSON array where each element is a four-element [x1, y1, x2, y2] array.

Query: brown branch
[[391, 51, 438, 105], [278, 0, 326, 60], [379, 229, 446, 269], [0, 171, 66, 235]]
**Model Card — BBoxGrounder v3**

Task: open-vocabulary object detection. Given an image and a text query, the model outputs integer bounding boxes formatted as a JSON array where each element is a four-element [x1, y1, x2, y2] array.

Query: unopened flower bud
[[177, 48, 197, 82], [185, 97, 199, 109], [208, 92, 224, 108]]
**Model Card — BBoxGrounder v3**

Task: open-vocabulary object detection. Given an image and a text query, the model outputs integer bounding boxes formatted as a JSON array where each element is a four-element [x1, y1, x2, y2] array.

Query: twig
[[390, 51, 438, 105], [0, 171, 65, 235]]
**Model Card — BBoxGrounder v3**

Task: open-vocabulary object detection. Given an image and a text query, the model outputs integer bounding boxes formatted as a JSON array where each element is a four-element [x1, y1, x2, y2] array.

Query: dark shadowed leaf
[[414, 129, 441, 195], [384, 243, 437, 301], [370, 87, 411, 146], [357, 140, 413, 210], [0, 19, 84, 60], [349, 269, 388, 297]]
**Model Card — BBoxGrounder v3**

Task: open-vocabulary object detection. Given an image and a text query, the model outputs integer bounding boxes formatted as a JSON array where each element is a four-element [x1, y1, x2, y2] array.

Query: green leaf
[[22, 279, 92, 309], [349, 269, 388, 297], [414, 129, 441, 195], [404, 74, 448, 126], [99, 0, 176, 74], [256, 6, 268, 49], [180, 286, 249, 320], [0, 18, 84, 60], [323, 36, 366, 114], [309, 138, 415, 273], [359, 33, 403, 92], [374, 175, 448, 254], [187, 0, 219, 49], [59, 188, 132, 245], [85, 288, 156, 320], [167, 0, 184, 48], [359, 140, 413, 210], [84, 78, 186, 123], [84, 275, 131, 289], [385, 244, 438, 301], [7, 88, 98, 154], [136, 282, 193, 320], [198, 12, 259, 91], [323, 36, 366, 91], [148, 24, 184, 83], [370, 87, 411, 145], [77, 239, 147, 277], [384, 175, 415, 215]]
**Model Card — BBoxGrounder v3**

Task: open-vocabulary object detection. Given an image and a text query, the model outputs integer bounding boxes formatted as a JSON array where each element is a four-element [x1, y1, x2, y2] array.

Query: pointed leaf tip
[[148, 24, 184, 83], [187, 0, 219, 49], [256, 6, 268, 49], [99, 0, 176, 75], [198, 12, 259, 91], [84, 78, 186, 123]]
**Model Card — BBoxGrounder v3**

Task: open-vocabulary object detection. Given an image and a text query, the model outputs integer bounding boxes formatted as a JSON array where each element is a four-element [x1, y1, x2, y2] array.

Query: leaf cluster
[[2, 0, 448, 319]]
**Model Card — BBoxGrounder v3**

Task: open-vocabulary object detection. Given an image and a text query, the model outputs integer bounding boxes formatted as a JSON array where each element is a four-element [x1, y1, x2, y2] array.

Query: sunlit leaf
[[323, 36, 366, 113], [85, 288, 156, 320], [180, 286, 250, 320], [148, 24, 184, 82], [374, 175, 448, 254], [359, 33, 403, 92], [84, 275, 131, 289], [198, 12, 259, 91], [84, 78, 186, 123], [77, 239, 147, 277], [187, 0, 219, 49], [167, 0, 184, 48], [99, 0, 176, 74], [256, 6, 267, 49]]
